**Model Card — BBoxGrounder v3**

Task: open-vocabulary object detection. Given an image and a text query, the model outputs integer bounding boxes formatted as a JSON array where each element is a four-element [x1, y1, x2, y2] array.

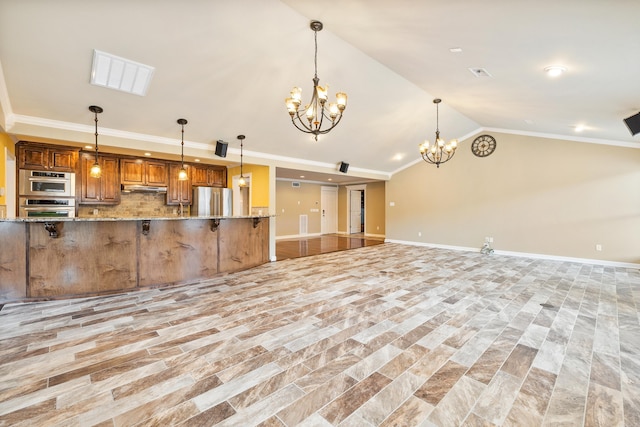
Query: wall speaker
[[215, 140, 228, 157], [624, 112, 640, 136], [339, 161, 349, 173]]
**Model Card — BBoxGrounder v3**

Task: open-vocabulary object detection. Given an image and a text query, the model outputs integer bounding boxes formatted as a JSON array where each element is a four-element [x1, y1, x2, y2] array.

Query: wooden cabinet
[[80, 153, 121, 204], [191, 164, 227, 187], [167, 163, 192, 205], [18, 143, 78, 172], [120, 159, 167, 186]]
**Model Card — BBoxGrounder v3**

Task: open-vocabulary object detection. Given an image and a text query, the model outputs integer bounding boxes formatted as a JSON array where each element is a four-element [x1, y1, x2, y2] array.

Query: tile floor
[[0, 243, 638, 426]]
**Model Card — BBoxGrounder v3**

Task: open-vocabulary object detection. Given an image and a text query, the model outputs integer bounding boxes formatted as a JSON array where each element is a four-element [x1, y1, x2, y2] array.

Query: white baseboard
[[384, 239, 640, 269]]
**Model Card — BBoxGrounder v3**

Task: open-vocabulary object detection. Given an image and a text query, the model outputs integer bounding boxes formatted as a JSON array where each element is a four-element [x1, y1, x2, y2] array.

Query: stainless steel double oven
[[18, 170, 76, 218]]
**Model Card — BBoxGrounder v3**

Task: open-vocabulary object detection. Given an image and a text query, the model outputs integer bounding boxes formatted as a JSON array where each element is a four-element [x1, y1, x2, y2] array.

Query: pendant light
[[88, 105, 103, 178], [237, 134, 248, 187], [177, 118, 188, 181]]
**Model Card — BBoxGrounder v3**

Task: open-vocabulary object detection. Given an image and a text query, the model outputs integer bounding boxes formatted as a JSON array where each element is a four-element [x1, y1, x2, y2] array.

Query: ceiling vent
[[468, 67, 492, 77], [292, 182, 301, 188], [90, 49, 155, 96]]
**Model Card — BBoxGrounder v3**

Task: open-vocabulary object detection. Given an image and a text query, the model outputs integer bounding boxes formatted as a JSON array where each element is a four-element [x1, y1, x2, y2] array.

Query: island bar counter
[[0, 216, 270, 303]]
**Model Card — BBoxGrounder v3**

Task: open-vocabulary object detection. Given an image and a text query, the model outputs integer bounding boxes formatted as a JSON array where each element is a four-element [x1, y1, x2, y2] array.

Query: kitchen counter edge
[[0, 215, 273, 223]]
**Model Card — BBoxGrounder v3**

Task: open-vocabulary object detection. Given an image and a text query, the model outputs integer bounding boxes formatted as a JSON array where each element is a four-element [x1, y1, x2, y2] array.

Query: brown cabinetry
[[191, 164, 227, 187], [80, 153, 120, 204], [120, 159, 167, 186], [18, 143, 78, 172], [167, 163, 192, 205]]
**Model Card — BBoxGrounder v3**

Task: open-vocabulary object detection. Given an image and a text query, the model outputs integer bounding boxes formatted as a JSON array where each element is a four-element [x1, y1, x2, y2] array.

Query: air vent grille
[[90, 49, 155, 96], [468, 68, 492, 77]]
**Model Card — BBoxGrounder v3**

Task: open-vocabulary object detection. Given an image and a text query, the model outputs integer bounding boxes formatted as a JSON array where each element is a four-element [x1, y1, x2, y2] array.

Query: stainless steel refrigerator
[[192, 187, 233, 216]]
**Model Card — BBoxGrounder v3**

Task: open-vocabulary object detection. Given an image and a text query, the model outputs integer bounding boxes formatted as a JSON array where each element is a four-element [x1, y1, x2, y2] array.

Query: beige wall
[[365, 181, 386, 236], [277, 179, 387, 238], [276, 180, 325, 236], [386, 132, 640, 264]]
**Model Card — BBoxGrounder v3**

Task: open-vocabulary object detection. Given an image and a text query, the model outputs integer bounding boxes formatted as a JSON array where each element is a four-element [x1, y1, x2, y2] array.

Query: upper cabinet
[[79, 152, 120, 205], [18, 142, 79, 172], [191, 164, 227, 187], [120, 159, 168, 186], [166, 163, 192, 206]]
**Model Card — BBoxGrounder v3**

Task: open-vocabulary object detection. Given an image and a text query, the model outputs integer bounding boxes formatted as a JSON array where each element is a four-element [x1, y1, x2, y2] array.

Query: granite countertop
[[0, 215, 272, 223]]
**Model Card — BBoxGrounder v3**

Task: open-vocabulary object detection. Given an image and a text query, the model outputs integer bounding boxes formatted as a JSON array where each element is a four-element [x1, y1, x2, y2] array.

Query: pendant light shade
[[238, 134, 248, 187], [88, 105, 103, 178], [177, 118, 188, 181]]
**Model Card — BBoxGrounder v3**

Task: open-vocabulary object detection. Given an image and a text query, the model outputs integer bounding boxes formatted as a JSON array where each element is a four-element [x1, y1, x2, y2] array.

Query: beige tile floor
[[0, 243, 638, 426]]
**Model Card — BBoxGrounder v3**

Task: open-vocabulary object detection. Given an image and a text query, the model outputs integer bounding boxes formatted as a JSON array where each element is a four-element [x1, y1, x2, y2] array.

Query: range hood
[[121, 184, 167, 193]]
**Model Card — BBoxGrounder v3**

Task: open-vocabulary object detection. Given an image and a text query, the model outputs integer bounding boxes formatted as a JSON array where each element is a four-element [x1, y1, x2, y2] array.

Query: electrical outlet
[[485, 236, 494, 243], [418, 232, 422, 237], [596, 244, 602, 251]]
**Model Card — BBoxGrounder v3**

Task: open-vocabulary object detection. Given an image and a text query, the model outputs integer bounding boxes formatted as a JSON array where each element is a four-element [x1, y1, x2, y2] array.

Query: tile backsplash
[[77, 192, 189, 218]]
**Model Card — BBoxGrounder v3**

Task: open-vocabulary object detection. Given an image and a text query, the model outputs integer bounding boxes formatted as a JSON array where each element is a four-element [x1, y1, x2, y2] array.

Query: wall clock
[[471, 134, 497, 157]]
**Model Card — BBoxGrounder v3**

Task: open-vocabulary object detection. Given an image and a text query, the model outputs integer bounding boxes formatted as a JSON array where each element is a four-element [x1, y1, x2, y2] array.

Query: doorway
[[320, 186, 338, 234], [4, 147, 16, 218], [346, 184, 366, 235], [232, 173, 251, 216]]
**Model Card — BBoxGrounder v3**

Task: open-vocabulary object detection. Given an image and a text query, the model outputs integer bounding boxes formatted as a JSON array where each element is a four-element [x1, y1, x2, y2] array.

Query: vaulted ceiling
[[1, 0, 638, 183]]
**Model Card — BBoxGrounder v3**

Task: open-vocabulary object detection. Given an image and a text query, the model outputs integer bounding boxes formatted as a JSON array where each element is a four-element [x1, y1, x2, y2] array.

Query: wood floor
[[276, 234, 384, 260], [0, 243, 639, 426]]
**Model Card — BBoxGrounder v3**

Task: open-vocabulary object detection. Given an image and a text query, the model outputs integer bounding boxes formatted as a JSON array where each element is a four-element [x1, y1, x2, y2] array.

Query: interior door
[[349, 190, 362, 234], [321, 186, 338, 234]]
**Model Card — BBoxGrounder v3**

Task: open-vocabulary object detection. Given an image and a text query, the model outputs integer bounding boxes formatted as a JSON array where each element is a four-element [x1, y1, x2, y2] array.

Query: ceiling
[[1, 0, 638, 184]]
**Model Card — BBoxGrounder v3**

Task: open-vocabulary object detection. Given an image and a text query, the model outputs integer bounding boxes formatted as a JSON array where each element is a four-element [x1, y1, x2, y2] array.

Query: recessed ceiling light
[[144, 152, 152, 156], [194, 158, 200, 162], [84, 145, 93, 149], [574, 124, 587, 132], [328, 178, 332, 181], [449, 47, 463, 53], [300, 175, 305, 178], [544, 66, 566, 77]]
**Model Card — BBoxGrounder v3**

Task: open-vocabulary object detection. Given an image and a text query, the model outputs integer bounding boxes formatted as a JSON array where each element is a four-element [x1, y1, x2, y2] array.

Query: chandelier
[[419, 98, 457, 168], [88, 105, 103, 178], [285, 20, 347, 141]]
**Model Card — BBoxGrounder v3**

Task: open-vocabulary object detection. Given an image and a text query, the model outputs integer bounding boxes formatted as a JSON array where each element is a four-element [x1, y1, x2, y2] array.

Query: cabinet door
[[18, 145, 49, 170], [49, 148, 78, 172], [167, 163, 191, 205], [80, 154, 120, 204], [120, 159, 145, 184], [100, 156, 121, 203], [146, 161, 168, 186], [191, 165, 210, 186], [210, 168, 226, 187]]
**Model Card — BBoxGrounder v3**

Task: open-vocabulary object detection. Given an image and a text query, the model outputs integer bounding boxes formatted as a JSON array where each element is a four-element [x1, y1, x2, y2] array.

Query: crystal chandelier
[[419, 98, 457, 168], [285, 20, 347, 141]]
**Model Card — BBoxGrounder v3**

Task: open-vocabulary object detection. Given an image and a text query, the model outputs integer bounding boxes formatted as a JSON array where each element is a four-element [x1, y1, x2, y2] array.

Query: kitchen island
[[0, 215, 270, 303]]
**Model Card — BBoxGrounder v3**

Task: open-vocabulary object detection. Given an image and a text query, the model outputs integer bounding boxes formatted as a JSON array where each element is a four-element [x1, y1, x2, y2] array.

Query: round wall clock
[[471, 134, 497, 157]]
